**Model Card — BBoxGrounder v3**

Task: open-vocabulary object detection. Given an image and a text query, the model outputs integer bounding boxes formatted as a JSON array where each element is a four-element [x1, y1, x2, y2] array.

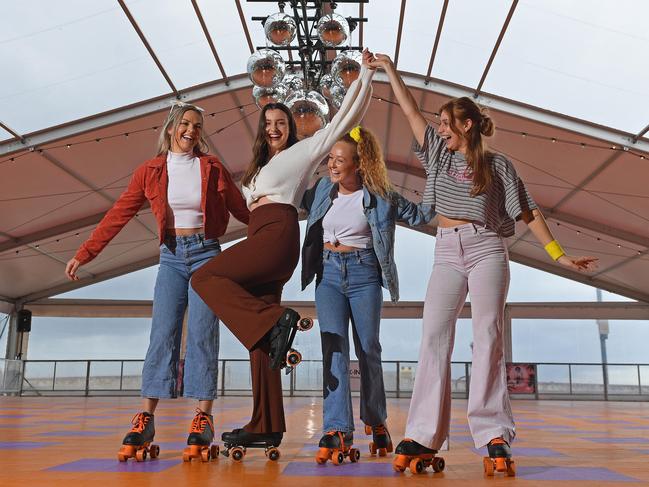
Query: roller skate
[[268, 308, 313, 373], [315, 431, 360, 465], [392, 439, 445, 474], [483, 437, 515, 476], [182, 409, 219, 462], [117, 412, 159, 462], [365, 423, 393, 457], [221, 428, 283, 462]]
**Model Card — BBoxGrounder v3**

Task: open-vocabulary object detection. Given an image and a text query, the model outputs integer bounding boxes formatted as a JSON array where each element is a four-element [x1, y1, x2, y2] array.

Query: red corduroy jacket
[[74, 153, 250, 265]]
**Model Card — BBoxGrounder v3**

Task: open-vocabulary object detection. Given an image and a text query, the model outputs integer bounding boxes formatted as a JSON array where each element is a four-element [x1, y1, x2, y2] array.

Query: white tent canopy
[[1, 0, 648, 306]]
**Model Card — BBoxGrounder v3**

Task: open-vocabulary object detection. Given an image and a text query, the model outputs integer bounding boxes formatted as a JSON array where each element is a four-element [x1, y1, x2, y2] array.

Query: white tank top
[[166, 151, 203, 229], [322, 189, 372, 249]]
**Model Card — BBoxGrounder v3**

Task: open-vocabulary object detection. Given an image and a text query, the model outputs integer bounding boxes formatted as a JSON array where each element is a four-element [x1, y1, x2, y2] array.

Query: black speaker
[[17, 309, 32, 333]]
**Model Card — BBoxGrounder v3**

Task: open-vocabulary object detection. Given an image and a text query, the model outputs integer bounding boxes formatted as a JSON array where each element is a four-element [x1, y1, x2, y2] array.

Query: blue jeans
[[141, 234, 220, 400], [315, 248, 387, 432]]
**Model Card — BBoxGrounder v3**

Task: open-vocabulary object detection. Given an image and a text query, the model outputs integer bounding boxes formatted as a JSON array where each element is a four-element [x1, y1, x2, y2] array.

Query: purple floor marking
[[282, 461, 400, 477], [39, 430, 111, 437], [451, 435, 474, 443], [516, 466, 638, 482], [584, 437, 649, 444], [521, 424, 574, 430], [0, 414, 33, 418], [37, 420, 78, 425], [635, 449, 649, 455], [588, 419, 632, 424], [0, 441, 60, 450], [515, 418, 546, 423], [46, 458, 180, 473], [472, 447, 565, 457]]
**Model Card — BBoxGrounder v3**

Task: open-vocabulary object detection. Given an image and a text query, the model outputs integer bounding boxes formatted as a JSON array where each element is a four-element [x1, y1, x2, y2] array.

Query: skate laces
[[130, 412, 150, 433], [373, 424, 387, 436], [489, 437, 508, 446], [190, 409, 212, 433]]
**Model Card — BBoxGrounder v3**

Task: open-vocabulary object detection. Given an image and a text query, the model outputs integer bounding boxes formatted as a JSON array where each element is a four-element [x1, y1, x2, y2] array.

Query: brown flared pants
[[191, 203, 300, 433]]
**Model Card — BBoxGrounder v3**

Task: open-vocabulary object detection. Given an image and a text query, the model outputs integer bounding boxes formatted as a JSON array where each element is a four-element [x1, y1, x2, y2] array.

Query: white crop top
[[322, 190, 372, 249], [241, 66, 374, 209], [166, 151, 203, 229]]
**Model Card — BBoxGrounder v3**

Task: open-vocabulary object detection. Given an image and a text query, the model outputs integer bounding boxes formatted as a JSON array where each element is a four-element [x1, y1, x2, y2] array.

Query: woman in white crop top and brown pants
[[191, 51, 376, 449], [65, 103, 250, 461]]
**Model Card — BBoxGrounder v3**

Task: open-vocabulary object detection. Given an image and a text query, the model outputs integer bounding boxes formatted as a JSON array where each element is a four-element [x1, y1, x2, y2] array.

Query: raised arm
[[369, 54, 428, 147], [304, 49, 376, 162], [394, 193, 435, 227]]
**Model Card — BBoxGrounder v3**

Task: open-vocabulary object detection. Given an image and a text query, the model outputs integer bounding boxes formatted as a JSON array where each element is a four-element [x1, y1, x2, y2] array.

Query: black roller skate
[[221, 428, 283, 462], [315, 431, 359, 465], [483, 437, 515, 476], [182, 409, 219, 462], [117, 412, 159, 462], [268, 308, 313, 372], [393, 438, 445, 474], [365, 423, 393, 457]]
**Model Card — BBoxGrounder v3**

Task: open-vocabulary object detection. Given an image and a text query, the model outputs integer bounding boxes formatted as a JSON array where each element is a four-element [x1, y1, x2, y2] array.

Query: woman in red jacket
[[65, 103, 249, 461]]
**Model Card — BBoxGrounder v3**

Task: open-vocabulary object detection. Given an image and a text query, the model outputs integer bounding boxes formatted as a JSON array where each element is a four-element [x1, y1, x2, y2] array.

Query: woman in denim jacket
[[301, 126, 434, 464]]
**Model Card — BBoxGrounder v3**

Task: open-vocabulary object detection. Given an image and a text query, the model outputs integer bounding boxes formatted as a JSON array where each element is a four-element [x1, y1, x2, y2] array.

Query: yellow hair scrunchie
[[349, 126, 362, 143]]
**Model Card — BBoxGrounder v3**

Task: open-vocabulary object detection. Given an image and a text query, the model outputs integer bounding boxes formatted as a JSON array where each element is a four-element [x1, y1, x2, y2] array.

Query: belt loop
[[199, 234, 205, 247]]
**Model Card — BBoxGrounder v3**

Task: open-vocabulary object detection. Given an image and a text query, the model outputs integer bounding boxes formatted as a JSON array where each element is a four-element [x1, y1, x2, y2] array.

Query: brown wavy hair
[[242, 103, 299, 188], [340, 127, 392, 198], [440, 96, 495, 196], [156, 104, 209, 156]]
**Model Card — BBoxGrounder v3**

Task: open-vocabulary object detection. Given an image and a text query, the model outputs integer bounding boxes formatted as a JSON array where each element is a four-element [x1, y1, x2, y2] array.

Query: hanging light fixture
[[264, 12, 296, 46], [316, 13, 350, 47], [285, 90, 330, 139], [246, 1, 367, 137], [246, 48, 286, 88]]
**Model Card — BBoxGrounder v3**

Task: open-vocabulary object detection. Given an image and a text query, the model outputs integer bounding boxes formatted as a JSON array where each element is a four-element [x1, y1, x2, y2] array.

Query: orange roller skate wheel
[[409, 458, 424, 474], [506, 459, 516, 476], [393, 454, 409, 472], [135, 448, 147, 462], [483, 457, 495, 476], [332, 449, 344, 465]]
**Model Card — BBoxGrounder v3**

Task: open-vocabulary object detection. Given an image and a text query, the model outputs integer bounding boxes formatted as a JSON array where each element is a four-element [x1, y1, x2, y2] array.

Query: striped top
[[413, 123, 537, 237]]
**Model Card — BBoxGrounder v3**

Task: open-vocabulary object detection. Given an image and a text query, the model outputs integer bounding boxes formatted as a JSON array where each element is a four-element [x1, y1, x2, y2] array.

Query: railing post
[[396, 361, 400, 398], [290, 366, 295, 397], [119, 361, 124, 391], [85, 360, 91, 396], [602, 363, 609, 401], [568, 364, 573, 395], [534, 363, 539, 400], [220, 359, 226, 397], [52, 361, 57, 391], [638, 364, 642, 395], [19, 359, 26, 396], [465, 362, 470, 399]]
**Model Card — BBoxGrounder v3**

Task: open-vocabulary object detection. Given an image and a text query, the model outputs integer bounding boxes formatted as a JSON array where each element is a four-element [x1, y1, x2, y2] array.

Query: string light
[[0, 102, 258, 166]]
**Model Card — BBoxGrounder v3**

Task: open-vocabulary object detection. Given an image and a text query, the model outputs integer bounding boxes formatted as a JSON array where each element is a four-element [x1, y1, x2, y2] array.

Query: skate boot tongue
[[187, 409, 214, 446]]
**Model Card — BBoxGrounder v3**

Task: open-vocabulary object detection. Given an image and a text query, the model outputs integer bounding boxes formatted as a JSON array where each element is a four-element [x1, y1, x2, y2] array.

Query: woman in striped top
[[370, 54, 597, 473]]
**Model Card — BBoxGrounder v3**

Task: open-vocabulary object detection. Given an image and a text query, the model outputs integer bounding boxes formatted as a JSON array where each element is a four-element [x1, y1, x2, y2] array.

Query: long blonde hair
[[440, 97, 495, 196], [156, 103, 209, 156], [340, 127, 392, 198]]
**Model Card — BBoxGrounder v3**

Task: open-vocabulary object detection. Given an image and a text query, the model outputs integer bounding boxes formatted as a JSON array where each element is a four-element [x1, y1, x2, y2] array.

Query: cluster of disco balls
[[246, 12, 361, 137]]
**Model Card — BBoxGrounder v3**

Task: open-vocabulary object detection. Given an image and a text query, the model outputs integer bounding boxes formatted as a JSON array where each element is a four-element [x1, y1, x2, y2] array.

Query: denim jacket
[[301, 177, 435, 302]]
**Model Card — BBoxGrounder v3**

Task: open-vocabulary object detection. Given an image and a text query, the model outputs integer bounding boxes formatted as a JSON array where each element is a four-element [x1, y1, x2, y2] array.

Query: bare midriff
[[166, 227, 203, 236], [324, 242, 362, 253], [250, 196, 276, 211], [437, 215, 474, 228]]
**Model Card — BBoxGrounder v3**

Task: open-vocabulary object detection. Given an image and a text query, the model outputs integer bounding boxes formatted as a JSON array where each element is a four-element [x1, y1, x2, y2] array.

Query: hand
[[65, 258, 81, 281], [361, 48, 376, 68], [557, 254, 599, 272], [368, 53, 394, 71]]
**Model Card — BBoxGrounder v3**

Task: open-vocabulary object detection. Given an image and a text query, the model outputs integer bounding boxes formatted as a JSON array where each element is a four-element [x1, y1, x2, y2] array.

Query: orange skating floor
[[1, 396, 648, 486]]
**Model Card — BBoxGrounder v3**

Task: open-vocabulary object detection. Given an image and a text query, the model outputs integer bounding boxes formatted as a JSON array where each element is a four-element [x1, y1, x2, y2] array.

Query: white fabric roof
[[1, 0, 648, 304]]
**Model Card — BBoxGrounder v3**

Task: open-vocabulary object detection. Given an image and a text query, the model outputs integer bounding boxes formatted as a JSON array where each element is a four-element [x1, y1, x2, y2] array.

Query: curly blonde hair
[[340, 127, 392, 198]]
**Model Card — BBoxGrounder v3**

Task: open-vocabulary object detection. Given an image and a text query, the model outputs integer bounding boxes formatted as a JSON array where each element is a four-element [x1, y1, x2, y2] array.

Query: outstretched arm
[[369, 54, 428, 147], [521, 209, 598, 272]]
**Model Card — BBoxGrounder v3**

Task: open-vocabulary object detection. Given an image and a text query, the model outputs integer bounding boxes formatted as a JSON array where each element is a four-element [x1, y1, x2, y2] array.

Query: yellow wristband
[[544, 240, 565, 261]]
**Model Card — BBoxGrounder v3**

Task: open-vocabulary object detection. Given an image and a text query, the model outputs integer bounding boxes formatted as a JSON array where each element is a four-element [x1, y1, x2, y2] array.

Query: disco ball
[[316, 13, 350, 47], [319, 74, 335, 100], [253, 84, 289, 109], [330, 83, 346, 109], [264, 12, 296, 46], [246, 49, 286, 88], [281, 73, 304, 93], [285, 90, 330, 138], [331, 50, 362, 89]]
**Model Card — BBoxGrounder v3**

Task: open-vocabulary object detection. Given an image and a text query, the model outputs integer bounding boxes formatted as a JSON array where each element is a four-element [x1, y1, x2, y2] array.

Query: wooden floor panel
[[1, 396, 648, 486]]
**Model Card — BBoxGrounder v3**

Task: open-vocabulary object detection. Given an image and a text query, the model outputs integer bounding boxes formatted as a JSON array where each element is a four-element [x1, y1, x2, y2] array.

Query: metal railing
[[2, 358, 647, 401]]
